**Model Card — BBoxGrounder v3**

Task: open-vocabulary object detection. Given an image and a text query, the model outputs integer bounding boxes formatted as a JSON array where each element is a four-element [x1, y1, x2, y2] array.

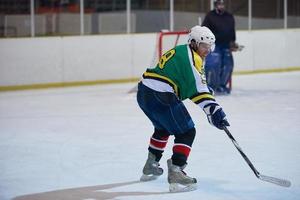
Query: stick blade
[[259, 174, 291, 187]]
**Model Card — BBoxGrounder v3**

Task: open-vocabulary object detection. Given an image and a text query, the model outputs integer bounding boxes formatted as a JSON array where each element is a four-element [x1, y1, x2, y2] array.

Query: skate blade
[[169, 183, 197, 193], [140, 174, 159, 182]]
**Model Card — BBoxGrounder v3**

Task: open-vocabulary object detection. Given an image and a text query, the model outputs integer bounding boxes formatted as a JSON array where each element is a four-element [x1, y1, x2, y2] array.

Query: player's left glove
[[203, 103, 230, 130]]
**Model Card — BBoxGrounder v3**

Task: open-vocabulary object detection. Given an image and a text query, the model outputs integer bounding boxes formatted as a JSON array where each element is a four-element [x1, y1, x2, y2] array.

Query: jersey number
[[159, 49, 175, 69]]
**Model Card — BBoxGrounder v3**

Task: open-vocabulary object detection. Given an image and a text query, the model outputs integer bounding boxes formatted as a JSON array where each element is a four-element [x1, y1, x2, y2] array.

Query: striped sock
[[173, 143, 191, 158], [171, 128, 195, 166], [148, 130, 170, 162]]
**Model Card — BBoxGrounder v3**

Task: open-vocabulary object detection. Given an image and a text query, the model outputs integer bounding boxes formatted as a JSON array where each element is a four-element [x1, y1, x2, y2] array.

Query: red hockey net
[[158, 30, 189, 58], [150, 30, 189, 68]]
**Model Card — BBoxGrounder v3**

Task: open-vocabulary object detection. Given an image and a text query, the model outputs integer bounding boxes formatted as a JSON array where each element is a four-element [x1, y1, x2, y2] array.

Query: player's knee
[[174, 128, 196, 147], [153, 128, 170, 139]]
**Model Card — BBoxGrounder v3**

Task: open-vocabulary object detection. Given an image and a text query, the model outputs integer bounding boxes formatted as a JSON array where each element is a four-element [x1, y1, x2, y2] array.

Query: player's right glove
[[203, 103, 230, 130]]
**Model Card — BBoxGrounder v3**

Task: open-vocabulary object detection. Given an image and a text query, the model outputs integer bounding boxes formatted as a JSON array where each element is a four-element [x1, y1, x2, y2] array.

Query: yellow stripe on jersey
[[190, 93, 215, 104], [143, 71, 179, 96], [192, 50, 207, 84], [192, 51, 203, 72]]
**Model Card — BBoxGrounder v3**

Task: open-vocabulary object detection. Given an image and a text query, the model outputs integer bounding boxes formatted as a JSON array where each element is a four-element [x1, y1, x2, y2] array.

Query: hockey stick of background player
[[223, 126, 291, 187]]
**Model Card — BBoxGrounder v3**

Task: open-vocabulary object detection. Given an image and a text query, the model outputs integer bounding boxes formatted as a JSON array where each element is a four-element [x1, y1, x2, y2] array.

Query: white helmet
[[188, 25, 215, 49]]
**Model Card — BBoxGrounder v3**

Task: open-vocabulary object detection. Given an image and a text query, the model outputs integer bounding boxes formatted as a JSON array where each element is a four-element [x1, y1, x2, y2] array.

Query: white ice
[[0, 72, 299, 200]]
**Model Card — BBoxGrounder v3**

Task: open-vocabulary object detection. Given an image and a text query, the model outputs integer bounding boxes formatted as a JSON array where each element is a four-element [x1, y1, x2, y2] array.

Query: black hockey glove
[[203, 103, 230, 130]]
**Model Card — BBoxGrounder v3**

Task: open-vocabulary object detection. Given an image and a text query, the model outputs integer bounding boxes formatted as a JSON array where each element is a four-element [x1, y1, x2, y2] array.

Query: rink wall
[[0, 29, 300, 91]]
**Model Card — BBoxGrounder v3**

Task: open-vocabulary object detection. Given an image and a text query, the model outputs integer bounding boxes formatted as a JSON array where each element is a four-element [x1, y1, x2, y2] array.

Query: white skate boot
[[167, 159, 197, 192], [140, 152, 163, 182]]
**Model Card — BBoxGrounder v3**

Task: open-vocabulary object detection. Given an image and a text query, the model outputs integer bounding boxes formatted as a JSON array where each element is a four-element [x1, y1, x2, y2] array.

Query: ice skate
[[167, 159, 197, 192], [140, 152, 163, 182]]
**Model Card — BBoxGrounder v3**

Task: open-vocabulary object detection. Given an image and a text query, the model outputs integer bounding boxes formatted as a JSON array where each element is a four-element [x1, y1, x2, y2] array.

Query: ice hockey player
[[137, 25, 230, 192]]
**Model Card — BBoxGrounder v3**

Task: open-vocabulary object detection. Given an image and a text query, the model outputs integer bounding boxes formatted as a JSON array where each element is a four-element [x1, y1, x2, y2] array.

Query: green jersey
[[142, 44, 215, 108]]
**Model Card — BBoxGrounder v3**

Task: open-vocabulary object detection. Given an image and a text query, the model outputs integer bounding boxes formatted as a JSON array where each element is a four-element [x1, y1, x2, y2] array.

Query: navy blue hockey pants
[[137, 82, 195, 135]]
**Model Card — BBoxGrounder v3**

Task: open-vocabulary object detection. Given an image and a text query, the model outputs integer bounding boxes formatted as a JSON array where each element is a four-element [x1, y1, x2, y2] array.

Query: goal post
[[149, 30, 189, 68], [158, 30, 189, 58]]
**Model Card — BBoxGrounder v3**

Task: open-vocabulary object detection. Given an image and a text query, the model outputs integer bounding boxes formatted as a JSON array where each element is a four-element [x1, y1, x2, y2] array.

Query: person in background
[[137, 25, 230, 192], [202, 0, 238, 94]]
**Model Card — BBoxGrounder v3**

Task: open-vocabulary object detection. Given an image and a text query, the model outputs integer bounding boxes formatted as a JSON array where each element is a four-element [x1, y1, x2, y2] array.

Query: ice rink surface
[[0, 72, 300, 200]]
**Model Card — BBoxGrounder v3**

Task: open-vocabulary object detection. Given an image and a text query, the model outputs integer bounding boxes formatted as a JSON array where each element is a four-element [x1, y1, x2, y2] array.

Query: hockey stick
[[223, 126, 291, 187]]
